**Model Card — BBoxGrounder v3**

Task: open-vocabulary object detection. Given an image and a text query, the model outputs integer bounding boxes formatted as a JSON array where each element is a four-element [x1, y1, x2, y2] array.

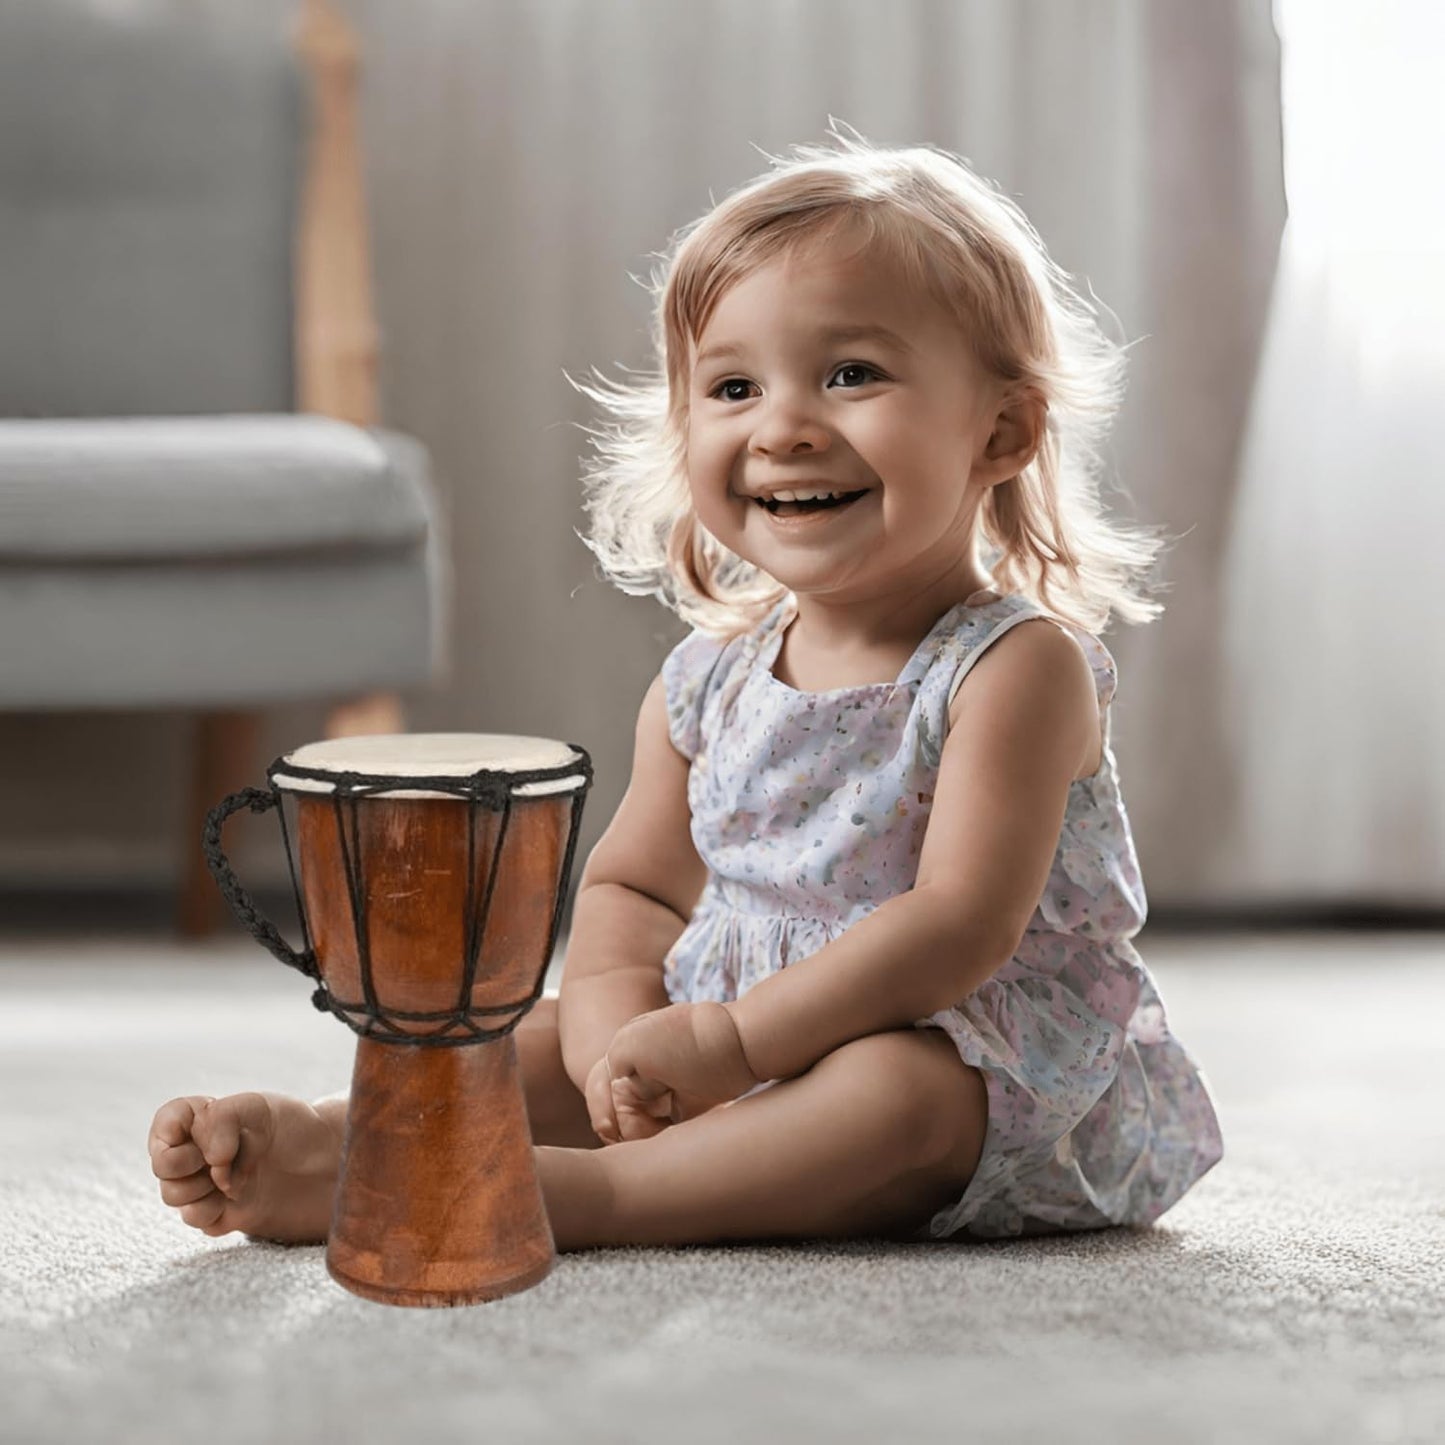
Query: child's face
[[685, 235, 1008, 606]]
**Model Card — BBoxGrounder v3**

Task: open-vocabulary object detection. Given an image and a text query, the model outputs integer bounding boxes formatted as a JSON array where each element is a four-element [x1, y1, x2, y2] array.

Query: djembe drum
[[202, 733, 592, 1308]]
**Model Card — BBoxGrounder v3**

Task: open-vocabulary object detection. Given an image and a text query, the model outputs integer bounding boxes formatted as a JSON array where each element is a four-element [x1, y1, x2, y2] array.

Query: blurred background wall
[[2, 0, 1435, 921]]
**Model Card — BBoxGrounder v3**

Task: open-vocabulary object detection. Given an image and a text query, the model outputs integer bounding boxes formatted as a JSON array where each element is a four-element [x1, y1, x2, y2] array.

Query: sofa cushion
[[0, 415, 432, 561], [0, 4, 297, 416], [0, 543, 447, 708]]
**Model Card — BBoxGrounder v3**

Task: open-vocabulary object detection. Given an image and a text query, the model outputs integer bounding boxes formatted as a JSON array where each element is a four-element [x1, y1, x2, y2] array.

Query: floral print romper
[[660, 589, 1225, 1240]]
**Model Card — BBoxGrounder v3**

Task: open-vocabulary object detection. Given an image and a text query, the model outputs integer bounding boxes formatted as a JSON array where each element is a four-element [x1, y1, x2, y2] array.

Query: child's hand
[[582, 1051, 678, 1145], [591, 1002, 760, 1144], [583, 1051, 673, 1145], [583, 1054, 623, 1145]]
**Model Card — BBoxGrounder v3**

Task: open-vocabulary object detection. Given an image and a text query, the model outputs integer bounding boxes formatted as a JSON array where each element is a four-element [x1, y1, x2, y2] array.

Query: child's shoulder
[[660, 617, 755, 684], [940, 594, 1118, 709], [661, 597, 785, 676], [659, 607, 777, 760], [935, 599, 1115, 780], [1029, 611, 1119, 706]]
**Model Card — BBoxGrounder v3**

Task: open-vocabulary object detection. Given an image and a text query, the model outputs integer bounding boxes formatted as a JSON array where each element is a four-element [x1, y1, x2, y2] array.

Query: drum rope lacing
[[201, 752, 593, 1047]]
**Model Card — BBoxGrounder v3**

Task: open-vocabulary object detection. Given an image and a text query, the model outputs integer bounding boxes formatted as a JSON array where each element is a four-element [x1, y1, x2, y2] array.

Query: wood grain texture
[[293, 0, 379, 426], [327, 1038, 555, 1306], [292, 787, 575, 1304]]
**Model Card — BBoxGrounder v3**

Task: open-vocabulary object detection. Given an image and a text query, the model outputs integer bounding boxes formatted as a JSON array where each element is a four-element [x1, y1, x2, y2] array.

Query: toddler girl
[[149, 121, 1223, 1249]]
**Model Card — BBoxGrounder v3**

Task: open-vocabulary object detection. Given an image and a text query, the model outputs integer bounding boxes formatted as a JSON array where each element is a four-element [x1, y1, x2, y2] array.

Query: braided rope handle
[[201, 787, 319, 980]]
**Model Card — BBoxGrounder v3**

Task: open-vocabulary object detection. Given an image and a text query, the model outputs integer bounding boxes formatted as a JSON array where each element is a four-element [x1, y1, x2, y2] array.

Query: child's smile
[[750, 485, 876, 525]]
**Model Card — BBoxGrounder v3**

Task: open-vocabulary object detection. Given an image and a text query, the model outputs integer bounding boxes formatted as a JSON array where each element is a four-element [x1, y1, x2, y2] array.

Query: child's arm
[[723, 620, 1100, 1084], [557, 672, 708, 1094], [556, 907, 678, 1095]]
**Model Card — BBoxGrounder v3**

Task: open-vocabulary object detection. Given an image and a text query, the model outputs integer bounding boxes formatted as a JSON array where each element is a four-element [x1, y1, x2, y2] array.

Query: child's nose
[[749, 404, 831, 455]]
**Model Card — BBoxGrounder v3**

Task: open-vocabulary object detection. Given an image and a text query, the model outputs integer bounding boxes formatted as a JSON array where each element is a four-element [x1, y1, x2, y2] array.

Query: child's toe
[[151, 1141, 207, 1180], [178, 1191, 227, 1232], [160, 1171, 221, 1209], [194, 1092, 274, 1173]]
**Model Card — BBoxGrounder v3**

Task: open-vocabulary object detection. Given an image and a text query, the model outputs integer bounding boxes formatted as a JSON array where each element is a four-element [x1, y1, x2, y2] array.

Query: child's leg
[[148, 994, 601, 1242], [537, 1025, 987, 1250], [514, 995, 606, 1150]]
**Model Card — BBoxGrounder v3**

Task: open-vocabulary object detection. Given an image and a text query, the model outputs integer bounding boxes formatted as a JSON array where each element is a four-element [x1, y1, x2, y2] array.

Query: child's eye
[[712, 378, 757, 402], [830, 362, 883, 388], [707, 363, 883, 402]]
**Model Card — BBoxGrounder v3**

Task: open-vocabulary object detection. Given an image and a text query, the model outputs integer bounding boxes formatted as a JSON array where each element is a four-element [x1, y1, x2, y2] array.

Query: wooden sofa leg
[[177, 710, 265, 938], [324, 690, 406, 739]]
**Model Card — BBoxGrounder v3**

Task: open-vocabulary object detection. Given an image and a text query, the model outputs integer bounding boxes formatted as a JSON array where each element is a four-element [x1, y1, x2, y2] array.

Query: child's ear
[[976, 391, 1046, 487]]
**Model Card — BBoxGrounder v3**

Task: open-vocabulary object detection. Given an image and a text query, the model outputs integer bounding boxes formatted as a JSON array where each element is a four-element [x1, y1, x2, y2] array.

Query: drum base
[[326, 1035, 556, 1308], [325, 1250, 554, 1308]]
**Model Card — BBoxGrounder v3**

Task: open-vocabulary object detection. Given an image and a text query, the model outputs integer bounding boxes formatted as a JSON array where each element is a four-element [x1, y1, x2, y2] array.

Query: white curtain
[[1215, 0, 1445, 901]]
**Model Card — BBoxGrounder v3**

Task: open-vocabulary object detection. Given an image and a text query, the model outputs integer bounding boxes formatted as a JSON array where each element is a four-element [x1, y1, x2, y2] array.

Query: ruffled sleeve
[[1076, 631, 1118, 712], [660, 628, 730, 761], [1041, 618, 1119, 729], [1069, 629, 1119, 751]]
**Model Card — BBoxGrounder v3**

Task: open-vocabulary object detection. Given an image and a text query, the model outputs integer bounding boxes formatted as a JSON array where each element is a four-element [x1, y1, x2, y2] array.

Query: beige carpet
[[2, 928, 1442, 1444]]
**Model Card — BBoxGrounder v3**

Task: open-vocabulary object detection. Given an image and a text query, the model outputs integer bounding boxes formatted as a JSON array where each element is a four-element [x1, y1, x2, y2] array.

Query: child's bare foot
[[147, 1092, 343, 1244]]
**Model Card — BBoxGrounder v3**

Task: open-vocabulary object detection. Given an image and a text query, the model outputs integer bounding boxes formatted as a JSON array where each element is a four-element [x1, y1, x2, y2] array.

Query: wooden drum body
[[202, 733, 592, 1307]]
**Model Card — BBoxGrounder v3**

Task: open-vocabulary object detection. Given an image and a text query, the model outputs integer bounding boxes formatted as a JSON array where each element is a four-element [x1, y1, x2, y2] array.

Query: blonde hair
[[568, 119, 1171, 638]]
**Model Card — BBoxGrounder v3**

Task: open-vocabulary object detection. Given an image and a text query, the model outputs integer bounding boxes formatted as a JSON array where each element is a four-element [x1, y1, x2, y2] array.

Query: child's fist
[[583, 1055, 623, 1145], [609, 1068, 678, 1143], [603, 1002, 759, 1141]]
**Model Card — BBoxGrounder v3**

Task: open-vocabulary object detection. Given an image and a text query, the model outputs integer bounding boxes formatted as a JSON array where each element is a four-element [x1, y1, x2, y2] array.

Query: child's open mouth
[[754, 490, 872, 519]]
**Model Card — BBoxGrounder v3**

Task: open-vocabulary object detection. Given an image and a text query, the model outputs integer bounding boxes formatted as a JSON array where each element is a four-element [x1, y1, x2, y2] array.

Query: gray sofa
[[0, 2, 448, 931]]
